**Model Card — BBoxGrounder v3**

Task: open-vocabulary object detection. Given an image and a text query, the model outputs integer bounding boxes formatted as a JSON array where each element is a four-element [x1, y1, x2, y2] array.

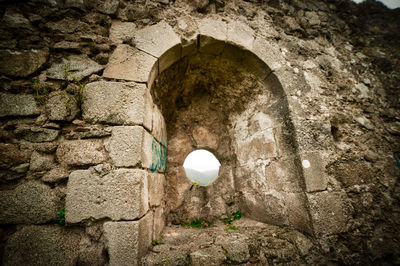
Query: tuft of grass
[[32, 79, 49, 105], [151, 238, 164, 246], [224, 210, 242, 225], [55, 208, 65, 225], [180, 218, 213, 229], [224, 225, 240, 231]]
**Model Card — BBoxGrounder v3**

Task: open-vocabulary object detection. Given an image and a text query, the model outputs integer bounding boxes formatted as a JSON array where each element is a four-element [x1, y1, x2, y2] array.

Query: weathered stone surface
[[3, 225, 83, 266], [42, 166, 70, 183], [307, 191, 352, 235], [301, 152, 328, 192], [152, 105, 167, 144], [86, 0, 120, 14], [217, 235, 250, 263], [226, 20, 255, 50], [77, 242, 106, 266], [190, 246, 226, 266], [150, 138, 167, 173], [103, 44, 157, 83], [192, 125, 218, 150], [82, 81, 152, 129], [1, 8, 32, 29], [0, 93, 40, 117], [104, 213, 153, 266], [109, 21, 136, 44], [197, 18, 227, 55], [0, 143, 30, 169], [16, 126, 59, 142], [45, 91, 79, 121], [153, 206, 165, 239], [0, 181, 60, 224], [66, 169, 149, 223], [148, 173, 165, 206], [0, 49, 48, 77], [47, 55, 103, 81], [175, 16, 199, 57], [30, 151, 55, 172], [251, 37, 286, 71], [133, 21, 181, 72], [56, 139, 106, 166], [107, 126, 152, 168]]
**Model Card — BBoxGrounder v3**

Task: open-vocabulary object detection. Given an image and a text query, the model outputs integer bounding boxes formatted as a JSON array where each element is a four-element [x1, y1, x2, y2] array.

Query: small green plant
[[151, 237, 164, 246], [32, 79, 49, 105], [192, 181, 200, 186], [55, 208, 65, 225], [224, 210, 242, 225], [180, 218, 212, 229], [224, 225, 240, 231], [61, 57, 86, 108]]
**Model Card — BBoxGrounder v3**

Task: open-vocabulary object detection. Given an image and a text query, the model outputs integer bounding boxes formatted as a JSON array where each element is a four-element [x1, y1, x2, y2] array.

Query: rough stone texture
[[15, 126, 59, 142], [66, 169, 149, 223], [190, 246, 226, 266], [152, 104, 167, 144], [29, 151, 55, 172], [47, 55, 103, 81], [0, 143, 31, 169], [148, 172, 165, 207], [153, 206, 165, 239], [56, 139, 106, 166], [301, 152, 328, 192], [109, 21, 136, 44], [3, 225, 83, 266], [42, 166, 70, 183], [0, 181, 60, 224], [103, 44, 157, 83], [192, 125, 218, 150], [45, 91, 79, 121], [0, 49, 48, 77], [107, 126, 152, 168], [307, 191, 352, 235], [197, 18, 227, 55], [104, 213, 153, 266], [216, 235, 250, 263], [0, 93, 40, 117], [82, 81, 152, 129], [226, 20, 255, 50], [85, 0, 120, 15], [251, 37, 287, 71]]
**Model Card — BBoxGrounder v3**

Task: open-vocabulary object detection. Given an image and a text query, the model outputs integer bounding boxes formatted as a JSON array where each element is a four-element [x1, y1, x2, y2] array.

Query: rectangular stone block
[[104, 212, 153, 266], [107, 126, 152, 168], [300, 152, 328, 192], [56, 139, 106, 166], [226, 20, 255, 50], [152, 104, 167, 145], [153, 206, 165, 240], [307, 191, 352, 235], [148, 173, 165, 207], [82, 81, 152, 130], [66, 169, 149, 223], [0, 93, 40, 117], [109, 21, 136, 44], [103, 44, 157, 83], [197, 18, 227, 55]]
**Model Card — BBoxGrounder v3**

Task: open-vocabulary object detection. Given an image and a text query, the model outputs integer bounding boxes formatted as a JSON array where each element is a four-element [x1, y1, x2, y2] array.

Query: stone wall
[[0, 0, 399, 265]]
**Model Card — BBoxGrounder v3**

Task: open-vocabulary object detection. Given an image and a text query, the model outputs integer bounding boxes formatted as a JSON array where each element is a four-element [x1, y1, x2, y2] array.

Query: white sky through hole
[[183, 150, 221, 186], [351, 0, 400, 9]]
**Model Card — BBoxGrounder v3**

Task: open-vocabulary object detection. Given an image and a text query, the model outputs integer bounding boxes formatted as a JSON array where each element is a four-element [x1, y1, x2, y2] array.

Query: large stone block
[[307, 191, 352, 235], [47, 55, 103, 81], [153, 206, 165, 239], [29, 151, 55, 172], [104, 213, 153, 266], [107, 126, 152, 168], [133, 21, 181, 72], [226, 20, 255, 50], [56, 139, 106, 166], [3, 225, 83, 266], [82, 81, 152, 130], [0, 181, 60, 224], [150, 139, 167, 173], [197, 18, 227, 55], [103, 44, 157, 83], [66, 169, 149, 223], [0, 49, 48, 77], [0, 93, 40, 117], [109, 21, 137, 44], [152, 104, 167, 145], [148, 173, 165, 207], [300, 152, 328, 192]]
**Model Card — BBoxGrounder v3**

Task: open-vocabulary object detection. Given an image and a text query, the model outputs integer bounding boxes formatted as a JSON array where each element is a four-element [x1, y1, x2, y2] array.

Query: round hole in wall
[[183, 149, 221, 186]]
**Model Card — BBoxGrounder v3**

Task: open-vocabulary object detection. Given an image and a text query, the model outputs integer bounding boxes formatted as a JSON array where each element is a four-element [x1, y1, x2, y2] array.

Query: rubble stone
[[47, 55, 103, 81], [0, 49, 48, 77], [0, 93, 40, 117]]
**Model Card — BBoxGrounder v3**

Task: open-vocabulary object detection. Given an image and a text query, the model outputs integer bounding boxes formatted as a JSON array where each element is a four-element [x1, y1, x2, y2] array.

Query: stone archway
[[67, 18, 322, 265]]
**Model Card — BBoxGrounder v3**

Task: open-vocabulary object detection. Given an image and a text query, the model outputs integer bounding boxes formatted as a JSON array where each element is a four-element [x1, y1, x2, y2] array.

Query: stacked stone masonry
[[0, 0, 399, 265]]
